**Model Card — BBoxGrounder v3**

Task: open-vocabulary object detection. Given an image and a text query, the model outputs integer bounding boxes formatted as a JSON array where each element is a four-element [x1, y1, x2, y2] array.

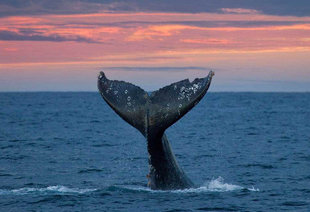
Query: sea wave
[[0, 185, 97, 195], [0, 177, 259, 196]]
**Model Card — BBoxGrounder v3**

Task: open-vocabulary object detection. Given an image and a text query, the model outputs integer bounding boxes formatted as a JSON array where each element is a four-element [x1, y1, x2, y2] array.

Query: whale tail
[[98, 71, 214, 189], [98, 71, 214, 137]]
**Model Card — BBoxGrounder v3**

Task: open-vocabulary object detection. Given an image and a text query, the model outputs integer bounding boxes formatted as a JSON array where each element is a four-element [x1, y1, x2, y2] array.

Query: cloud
[[220, 8, 260, 14], [181, 38, 232, 45], [1, 11, 310, 53], [3, 47, 18, 52], [0, 0, 106, 17], [127, 25, 197, 41], [1, 10, 310, 73], [0, 0, 310, 17], [0, 30, 97, 43]]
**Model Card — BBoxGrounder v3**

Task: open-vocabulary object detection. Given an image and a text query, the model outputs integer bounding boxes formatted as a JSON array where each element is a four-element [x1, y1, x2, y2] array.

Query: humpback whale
[[98, 71, 214, 190]]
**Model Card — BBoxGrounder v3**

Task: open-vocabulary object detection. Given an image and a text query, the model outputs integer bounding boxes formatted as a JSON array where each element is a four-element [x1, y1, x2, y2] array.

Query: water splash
[[119, 177, 259, 193], [203, 176, 243, 192], [0, 178, 259, 196]]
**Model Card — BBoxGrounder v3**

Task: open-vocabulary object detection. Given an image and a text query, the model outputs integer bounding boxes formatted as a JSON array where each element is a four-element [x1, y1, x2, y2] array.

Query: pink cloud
[[1, 11, 310, 66]]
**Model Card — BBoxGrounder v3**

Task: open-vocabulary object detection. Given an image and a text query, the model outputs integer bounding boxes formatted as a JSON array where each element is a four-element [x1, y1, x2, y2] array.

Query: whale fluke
[[98, 71, 214, 190], [98, 72, 148, 135], [148, 72, 213, 137]]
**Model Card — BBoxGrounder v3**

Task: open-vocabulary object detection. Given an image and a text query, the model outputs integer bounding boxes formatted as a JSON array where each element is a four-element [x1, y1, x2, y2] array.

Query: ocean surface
[[0, 92, 309, 211]]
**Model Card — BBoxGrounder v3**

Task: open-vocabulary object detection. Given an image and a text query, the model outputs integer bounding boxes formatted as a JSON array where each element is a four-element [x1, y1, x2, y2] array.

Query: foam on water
[[119, 177, 259, 193], [0, 185, 97, 195]]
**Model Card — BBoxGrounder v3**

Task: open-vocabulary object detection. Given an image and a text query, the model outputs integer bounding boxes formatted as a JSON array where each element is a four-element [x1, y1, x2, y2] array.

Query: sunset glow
[[1, 1, 310, 91]]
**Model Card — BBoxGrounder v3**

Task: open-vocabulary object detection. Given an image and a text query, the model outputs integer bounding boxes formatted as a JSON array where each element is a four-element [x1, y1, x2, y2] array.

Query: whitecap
[[45, 185, 96, 193]]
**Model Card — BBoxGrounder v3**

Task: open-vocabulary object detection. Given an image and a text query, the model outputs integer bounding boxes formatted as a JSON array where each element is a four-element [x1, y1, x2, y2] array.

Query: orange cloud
[[5, 16, 43, 24], [180, 38, 233, 45], [127, 25, 197, 41], [42, 26, 121, 42], [3, 47, 18, 52]]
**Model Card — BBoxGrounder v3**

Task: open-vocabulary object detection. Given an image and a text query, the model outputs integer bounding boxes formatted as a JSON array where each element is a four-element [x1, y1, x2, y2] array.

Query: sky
[[0, 0, 310, 91]]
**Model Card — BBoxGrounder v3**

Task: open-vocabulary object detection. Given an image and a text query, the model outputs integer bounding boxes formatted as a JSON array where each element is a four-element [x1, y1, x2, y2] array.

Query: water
[[0, 92, 309, 211]]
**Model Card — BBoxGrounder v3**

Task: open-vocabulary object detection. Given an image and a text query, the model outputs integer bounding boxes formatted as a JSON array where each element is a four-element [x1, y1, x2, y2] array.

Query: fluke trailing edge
[[98, 71, 214, 190]]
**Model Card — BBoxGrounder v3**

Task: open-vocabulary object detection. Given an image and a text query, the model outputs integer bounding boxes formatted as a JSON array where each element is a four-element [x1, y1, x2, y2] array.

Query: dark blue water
[[0, 92, 309, 211]]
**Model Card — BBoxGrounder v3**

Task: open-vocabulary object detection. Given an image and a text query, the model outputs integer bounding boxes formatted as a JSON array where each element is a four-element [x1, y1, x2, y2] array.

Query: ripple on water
[[240, 164, 275, 169], [281, 201, 308, 207], [196, 206, 240, 211], [78, 168, 103, 174], [0, 173, 12, 177]]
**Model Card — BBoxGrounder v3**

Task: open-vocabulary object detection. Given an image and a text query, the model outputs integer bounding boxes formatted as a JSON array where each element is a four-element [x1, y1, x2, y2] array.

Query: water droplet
[[124, 90, 128, 94], [179, 104, 182, 108], [127, 96, 131, 101], [127, 102, 131, 106], [114, 91, 118, 95]]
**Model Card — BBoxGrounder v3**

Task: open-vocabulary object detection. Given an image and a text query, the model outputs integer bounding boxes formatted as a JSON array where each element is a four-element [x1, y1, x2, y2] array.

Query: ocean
[[0, 92, 309, 211]]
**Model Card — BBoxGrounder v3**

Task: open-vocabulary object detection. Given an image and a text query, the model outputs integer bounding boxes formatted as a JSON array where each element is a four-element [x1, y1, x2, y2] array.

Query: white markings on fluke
[[177, 82, 202, 101]]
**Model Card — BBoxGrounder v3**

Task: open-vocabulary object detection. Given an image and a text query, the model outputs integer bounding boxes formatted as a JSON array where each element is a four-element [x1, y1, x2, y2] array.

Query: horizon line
[[0, 91, 309, 93]]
